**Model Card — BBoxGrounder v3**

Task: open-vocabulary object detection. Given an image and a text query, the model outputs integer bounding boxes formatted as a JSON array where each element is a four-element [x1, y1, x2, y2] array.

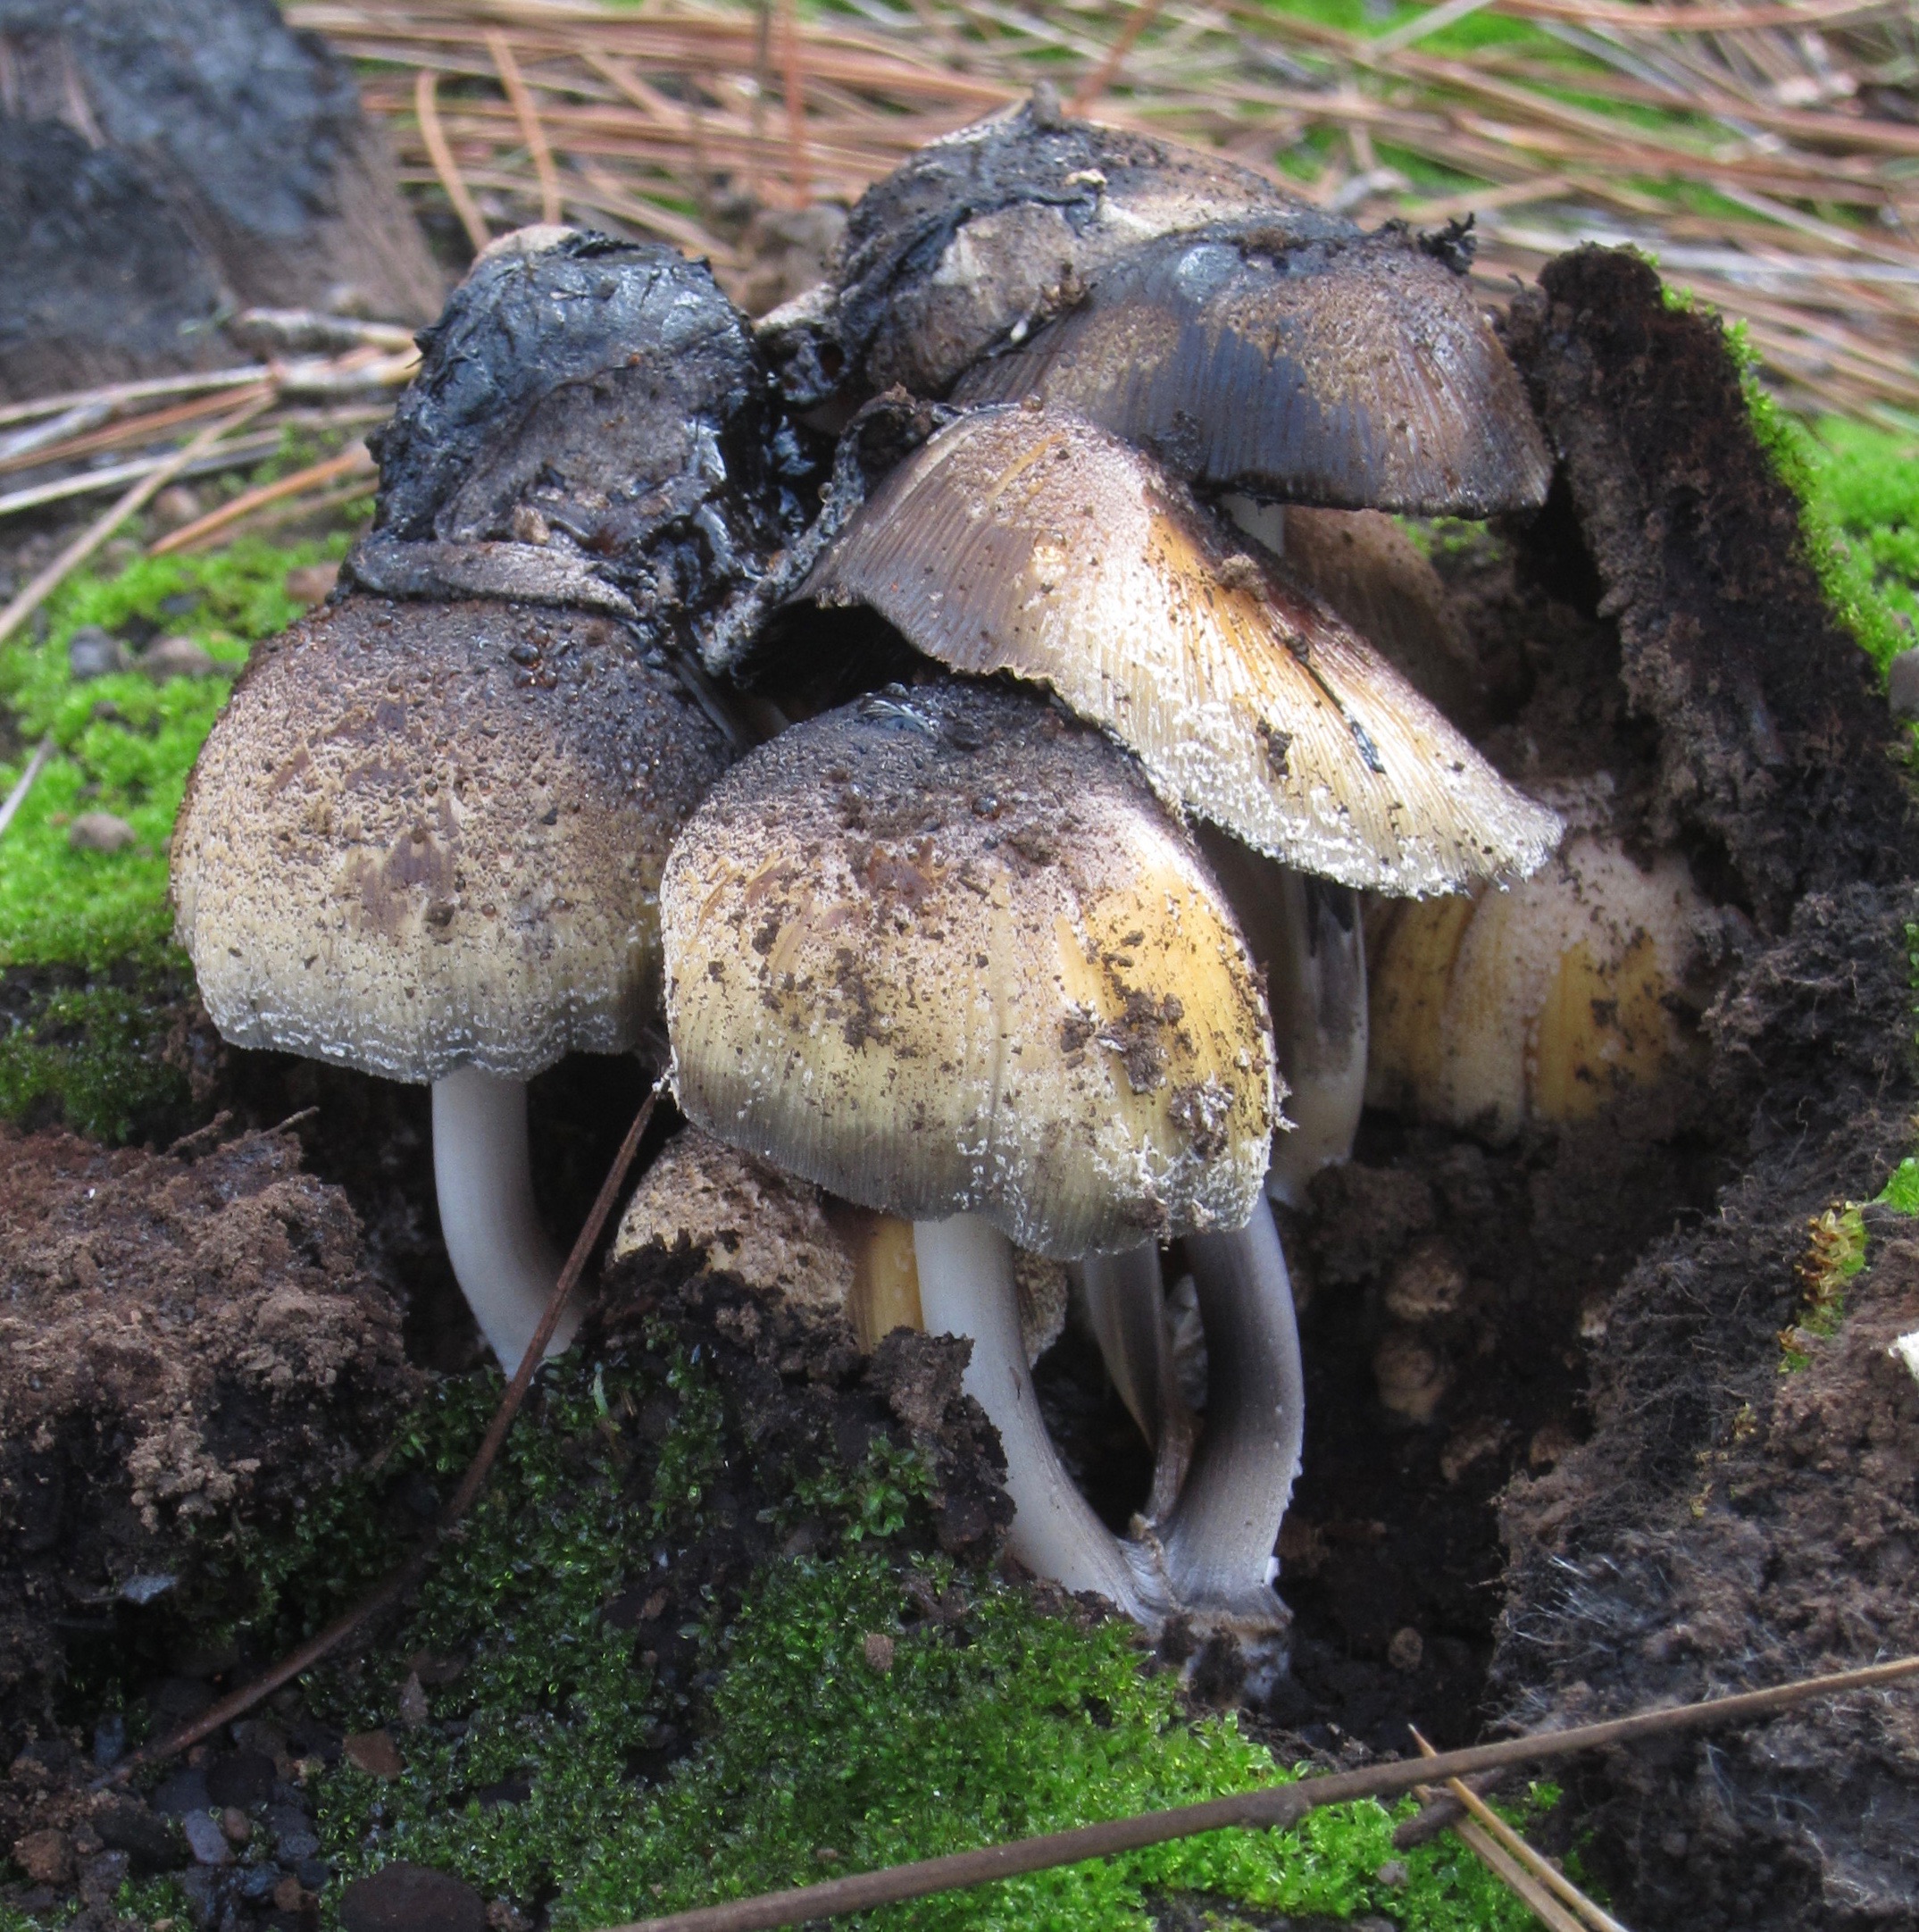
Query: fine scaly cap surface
[[953, 225, 1552, 515], [663, 682, 1276, 1257], [173, 596, 732, 1082], [803, 406, 1561, 894]]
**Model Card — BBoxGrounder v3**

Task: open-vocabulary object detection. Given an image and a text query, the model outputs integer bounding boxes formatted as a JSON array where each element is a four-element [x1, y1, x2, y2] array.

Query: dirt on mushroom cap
[[349, 230, 815, 642], [663, 681, 1276, 1258], [790, 95, 1335, 409], [171, 595, 732, 1083], [804, 406, 1560, 895]]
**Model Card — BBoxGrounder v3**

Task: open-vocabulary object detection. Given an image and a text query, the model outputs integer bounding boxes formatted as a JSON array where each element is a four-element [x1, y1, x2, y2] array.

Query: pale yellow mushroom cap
[[662, 681, 1278, 1257], [1365, 826, 1714, 1140], [172, 596, 732, 1082], [803, 406, 1560, 897]]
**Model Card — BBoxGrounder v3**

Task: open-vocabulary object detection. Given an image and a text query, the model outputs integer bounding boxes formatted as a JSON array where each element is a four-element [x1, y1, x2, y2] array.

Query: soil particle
[[338, 1861, 486, 1932], [0, 1122, 420, 1842]]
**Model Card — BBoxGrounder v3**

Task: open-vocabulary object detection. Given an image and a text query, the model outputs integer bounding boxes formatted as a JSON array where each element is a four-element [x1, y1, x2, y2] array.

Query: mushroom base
[[914, 1210, 1296, 1684]]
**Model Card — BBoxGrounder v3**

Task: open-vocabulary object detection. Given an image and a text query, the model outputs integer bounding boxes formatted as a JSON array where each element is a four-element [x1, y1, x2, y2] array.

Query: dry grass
[[288, 0, 1919, 421]]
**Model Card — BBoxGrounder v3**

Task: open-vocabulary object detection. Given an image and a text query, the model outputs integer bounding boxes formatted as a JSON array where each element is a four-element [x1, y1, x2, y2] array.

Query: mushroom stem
[[432, 1066, 580, 1368], [1078, 1243, 1168, 1450], [914, 1213, 1151, 1620], [1079, 1242, 1198, 1518], [1160, 1196, 1302, 1622]]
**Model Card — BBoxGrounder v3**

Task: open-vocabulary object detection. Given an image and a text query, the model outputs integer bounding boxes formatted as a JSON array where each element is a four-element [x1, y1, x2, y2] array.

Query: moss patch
[[0, 536, 348, 972], [0, 973, 193, 1143], [89, 1335, 1546, 1932]]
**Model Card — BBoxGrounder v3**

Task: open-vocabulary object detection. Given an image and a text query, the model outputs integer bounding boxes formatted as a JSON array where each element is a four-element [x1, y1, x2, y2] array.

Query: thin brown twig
[[489, 28, 564, 222], [1411, 1727, 1632, 1932], [148, 442, 375, 556], [0, 365, 273, 434], [416, 64, 493, 253], [0, 389, 273, 649], [1437, 1813, 1587, 1930], [780, 0, 812, 206], [97, 1079, 664, 1788], [0, 384, 265, 481]]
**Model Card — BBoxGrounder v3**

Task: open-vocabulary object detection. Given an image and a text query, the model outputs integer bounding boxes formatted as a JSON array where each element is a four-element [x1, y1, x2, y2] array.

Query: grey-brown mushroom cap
[[662, 682, 1278, 1259], [801, 406, 1561, 895], [171, 596, 733, 1083], [768, 96, 1340, 408], [951, 225, 1552, 516]]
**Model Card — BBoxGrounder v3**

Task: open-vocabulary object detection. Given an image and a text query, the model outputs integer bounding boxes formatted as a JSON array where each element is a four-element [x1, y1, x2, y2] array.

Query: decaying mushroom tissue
[[169, 91, 1753, 1691]]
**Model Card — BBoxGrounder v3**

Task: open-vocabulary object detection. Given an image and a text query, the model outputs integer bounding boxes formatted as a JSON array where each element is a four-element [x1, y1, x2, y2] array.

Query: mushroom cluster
[[172, 94, 1564, 1670]]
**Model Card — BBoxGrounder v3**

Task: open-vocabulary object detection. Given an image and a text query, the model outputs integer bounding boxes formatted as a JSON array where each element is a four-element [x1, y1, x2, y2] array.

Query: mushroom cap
[[662, 681, 1277, 1257], [349, 229, 807, 641], [1364, 825, 1715, 1140], [172, 596, 732, 1083], [765, 96, 1333, 408], [952, 224, 1552, 515], [801, 406, 1561, 895]]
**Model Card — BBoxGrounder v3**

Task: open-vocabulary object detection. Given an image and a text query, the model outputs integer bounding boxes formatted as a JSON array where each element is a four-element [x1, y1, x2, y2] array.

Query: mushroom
[[759, 95, 1547, 516], [762, 90, 1332, 413], [951, 222, 1551, 514], [660, 679, 1295, 1650], [171, 595, 731, 1367], [346, 225, 819, 671], [800, 405, 1560, 894], [1365, 819, 1715, 1141], [797, 402, 1557, 1509]]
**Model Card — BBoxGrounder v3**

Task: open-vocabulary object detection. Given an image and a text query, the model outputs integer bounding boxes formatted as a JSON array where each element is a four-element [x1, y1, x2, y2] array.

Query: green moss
[[1704, 310, 1916, 676], [0, 974, 193, 1142], [0, 535, 348, 971], [130, 1339, 1539, 1932], [560, 1553, 1540, 1932], [1877, 1157, 1919, 1217]]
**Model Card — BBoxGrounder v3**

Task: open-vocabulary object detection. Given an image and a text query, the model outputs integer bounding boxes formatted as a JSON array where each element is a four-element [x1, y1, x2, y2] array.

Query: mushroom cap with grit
[[802, 406, 1560, 894], [348, 229, 813, 642], [953, 224, 1552, 515], [763, 95, 1332, 409], [662, 682, 1277, 1257], [173, 596, 732, 1082]]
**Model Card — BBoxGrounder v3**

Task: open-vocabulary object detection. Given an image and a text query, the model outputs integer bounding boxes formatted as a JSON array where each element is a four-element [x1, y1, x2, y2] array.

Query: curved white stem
[[432, 1066, 579, 1368], [914, 1214, 1151, 1619], [1161, 1195, 1303, 1620]]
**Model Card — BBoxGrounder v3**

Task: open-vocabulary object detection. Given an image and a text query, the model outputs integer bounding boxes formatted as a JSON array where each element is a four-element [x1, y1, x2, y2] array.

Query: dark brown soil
[[0, 1122, 420, 1849], [1481, 250, 1919, 1929], [596, 1133, 1014, 1570]]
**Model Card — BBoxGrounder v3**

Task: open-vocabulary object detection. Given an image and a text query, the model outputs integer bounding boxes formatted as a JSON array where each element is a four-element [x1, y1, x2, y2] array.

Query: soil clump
[[0, 1122, 419, 1857]]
